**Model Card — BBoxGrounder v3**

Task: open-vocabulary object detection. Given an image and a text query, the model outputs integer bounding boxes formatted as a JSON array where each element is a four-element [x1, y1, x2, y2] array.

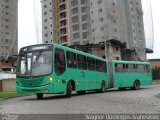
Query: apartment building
[[42, 0, 146, 61], [0, 0, 18, 72]]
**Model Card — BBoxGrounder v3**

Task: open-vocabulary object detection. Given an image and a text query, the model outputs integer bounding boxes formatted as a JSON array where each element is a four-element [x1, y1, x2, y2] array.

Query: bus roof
[[112, 60, 150, 64]]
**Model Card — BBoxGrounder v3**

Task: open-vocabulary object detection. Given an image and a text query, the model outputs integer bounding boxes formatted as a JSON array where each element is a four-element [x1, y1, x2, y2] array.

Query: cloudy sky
[[18, 0, 160, 59]]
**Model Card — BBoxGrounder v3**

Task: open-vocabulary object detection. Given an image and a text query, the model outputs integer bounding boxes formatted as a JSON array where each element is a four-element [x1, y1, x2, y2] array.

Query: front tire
[[36, 93, 43, 99], [66, 81, 72, 97]]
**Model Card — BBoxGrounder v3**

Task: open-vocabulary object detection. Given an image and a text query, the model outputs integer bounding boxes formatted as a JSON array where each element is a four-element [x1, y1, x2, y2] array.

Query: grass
[[0, 92, 31, 99]]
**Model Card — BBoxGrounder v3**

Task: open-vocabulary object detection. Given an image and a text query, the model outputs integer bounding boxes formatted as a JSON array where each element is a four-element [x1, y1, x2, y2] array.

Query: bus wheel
[[118, 87, 126, 91], [36, 93, 43, 99], [100, 81, 105, 93], [132, 81, 140, 90], [66, 81, 72, 98], [77, 91, 86, 94]]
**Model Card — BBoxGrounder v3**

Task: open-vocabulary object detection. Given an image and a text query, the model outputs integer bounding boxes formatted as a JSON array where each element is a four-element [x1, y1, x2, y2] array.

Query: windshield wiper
[[34, 50, 43, 64]]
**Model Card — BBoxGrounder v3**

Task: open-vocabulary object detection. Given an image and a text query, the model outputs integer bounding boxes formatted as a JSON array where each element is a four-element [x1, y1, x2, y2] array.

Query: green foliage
[[0, 92, 29, 99], [152, 66, 160, 80]]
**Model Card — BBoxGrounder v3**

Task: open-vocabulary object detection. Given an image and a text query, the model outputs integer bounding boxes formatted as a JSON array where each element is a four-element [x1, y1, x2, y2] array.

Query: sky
[[18, 0, 160, 59]]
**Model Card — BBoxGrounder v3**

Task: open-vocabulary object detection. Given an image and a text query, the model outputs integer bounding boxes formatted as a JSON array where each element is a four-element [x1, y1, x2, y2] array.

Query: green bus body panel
[[16, 44, 152, 95]]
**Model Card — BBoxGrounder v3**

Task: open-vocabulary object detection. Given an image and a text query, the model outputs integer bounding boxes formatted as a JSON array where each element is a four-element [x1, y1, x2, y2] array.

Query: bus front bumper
[[16, 84, 54, 94]]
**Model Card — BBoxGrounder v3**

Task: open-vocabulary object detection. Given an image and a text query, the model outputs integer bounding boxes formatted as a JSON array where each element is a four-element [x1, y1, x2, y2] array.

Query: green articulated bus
[[16, 44, 152, 99]]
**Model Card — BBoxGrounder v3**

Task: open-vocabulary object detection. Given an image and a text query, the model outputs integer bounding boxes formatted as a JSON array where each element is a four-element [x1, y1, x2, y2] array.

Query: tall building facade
[[0, 0, 18, 71], [42, 0, 146, 61]]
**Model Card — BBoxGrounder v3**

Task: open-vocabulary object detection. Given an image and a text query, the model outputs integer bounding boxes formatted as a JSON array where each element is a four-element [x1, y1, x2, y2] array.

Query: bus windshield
[[17, 45, 53, 78]]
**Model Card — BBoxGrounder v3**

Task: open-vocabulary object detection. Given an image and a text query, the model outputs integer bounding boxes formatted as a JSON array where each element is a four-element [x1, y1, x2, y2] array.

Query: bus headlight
[[49, 77, 53, 82]]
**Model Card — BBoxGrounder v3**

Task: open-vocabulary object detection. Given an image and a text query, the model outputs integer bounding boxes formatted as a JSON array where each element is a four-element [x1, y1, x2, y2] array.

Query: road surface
[[0, 85, 160, 114]]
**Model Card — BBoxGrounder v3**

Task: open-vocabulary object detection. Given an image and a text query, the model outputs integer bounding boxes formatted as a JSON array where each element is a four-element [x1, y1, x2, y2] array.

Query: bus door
[[107, 61, 114, 88], [54, 48, 67, 93], [77, 55, 87, 90]]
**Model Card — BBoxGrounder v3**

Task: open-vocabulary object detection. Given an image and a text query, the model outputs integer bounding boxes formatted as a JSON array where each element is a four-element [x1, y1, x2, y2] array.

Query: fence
[[0, 73, 16, 80]]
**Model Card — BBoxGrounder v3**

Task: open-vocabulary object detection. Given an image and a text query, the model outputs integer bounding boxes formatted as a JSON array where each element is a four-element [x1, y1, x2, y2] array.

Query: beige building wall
[[0, 79, 16, 92]]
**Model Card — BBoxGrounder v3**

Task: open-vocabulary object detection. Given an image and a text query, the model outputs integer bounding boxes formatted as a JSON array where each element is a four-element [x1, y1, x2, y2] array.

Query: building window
[[73, 33, 79, 39], [98, 0, 102, 4], [72, 7, 78, 15], [133, 29, 135, 33], [98, 8, 103, 13], [136, 2, 139, 6], [138, 23, 141, 27], [72, 24, 79, 31], [99, 17, 103, 22], [116, 57, 119, 60], [113, 19, 117, 23], [45, 33, 48, 37], [100, 27, 104, 31], [132, 15, 134, 18], [81, 6, 86, 13], [114, 28, 117, 32], [44, 19, 47, 23], [82, 23, 87, 30], [112, 2, 115, 6], [116, 46, 119, 51], [44, 5, 47, 8], [44, 12, 47, 15], [82, 15, 87, 21], [81, 0, 86, 5], [72, 16, 79, 23], [71, 0, 78, 6], [83, 32, 87, 39], [133, 22, 135, 26], [131, 8, 133, 11]]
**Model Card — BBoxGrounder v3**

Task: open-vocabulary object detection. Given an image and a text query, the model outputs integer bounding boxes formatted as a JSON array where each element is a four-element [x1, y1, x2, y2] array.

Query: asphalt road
[[0, 85, 160, 114]]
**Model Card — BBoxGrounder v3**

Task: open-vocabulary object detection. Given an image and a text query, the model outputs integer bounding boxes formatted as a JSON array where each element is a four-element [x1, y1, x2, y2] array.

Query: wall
[[0, 79, 16, 92]]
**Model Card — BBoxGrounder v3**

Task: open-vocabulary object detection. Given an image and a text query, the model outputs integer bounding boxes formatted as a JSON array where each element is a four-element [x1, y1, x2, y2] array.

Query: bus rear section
[[111, 60, 152, 90]]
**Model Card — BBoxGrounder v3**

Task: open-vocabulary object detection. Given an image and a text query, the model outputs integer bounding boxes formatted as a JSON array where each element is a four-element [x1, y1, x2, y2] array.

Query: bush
[[152, 66, 160, 80]]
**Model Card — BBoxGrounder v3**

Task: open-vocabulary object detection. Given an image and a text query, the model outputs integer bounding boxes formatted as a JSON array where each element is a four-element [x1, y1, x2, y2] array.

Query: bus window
[[96, 60, 102, 72], [87, 57, 95, 71], [77, 55, 87, 70], [126, 64, 135, 72], [102, 62, 107, 72], [115, 63, 125, 73], [145, 65, 150, 73], [136, 64, 145, 73], [54, 48, 66, 75], [67, 52, 77, 68]]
